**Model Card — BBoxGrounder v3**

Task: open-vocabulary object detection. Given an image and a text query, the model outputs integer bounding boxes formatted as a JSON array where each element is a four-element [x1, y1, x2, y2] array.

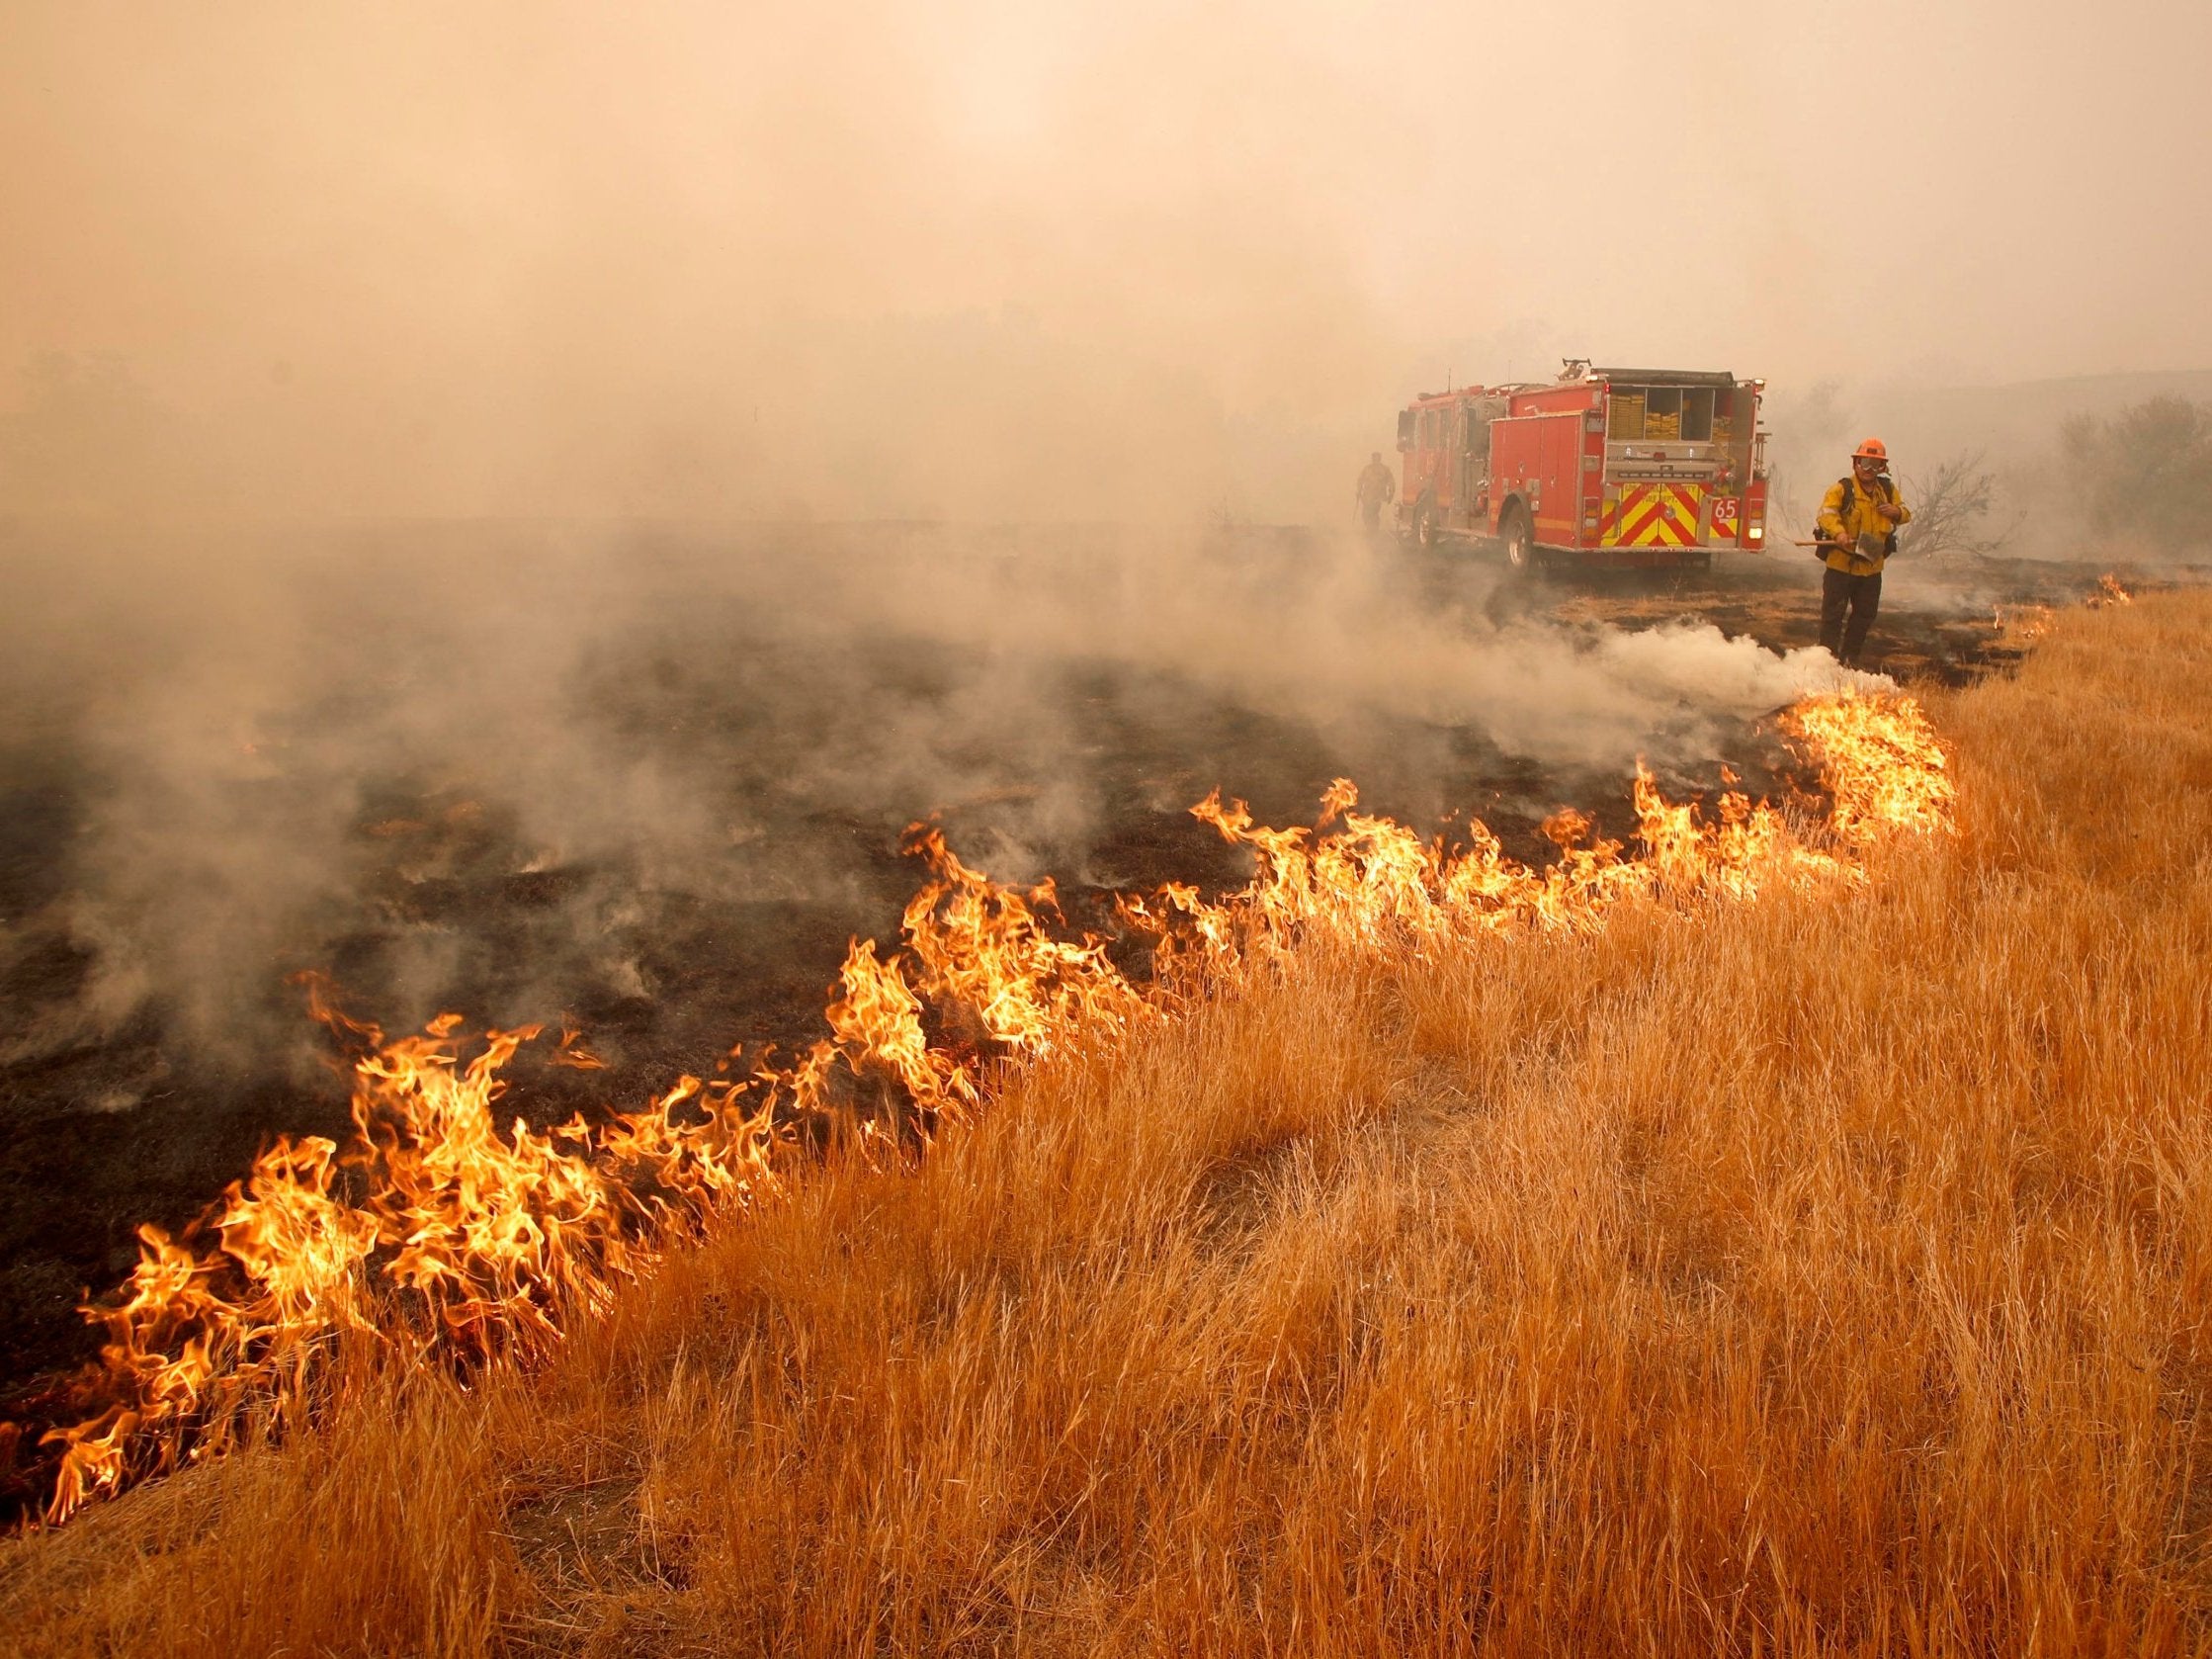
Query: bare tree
[[1898, 450, 2011, 558]]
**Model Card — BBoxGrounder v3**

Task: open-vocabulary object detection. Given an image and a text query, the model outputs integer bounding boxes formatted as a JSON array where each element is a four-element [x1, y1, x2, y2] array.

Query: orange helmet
[[1852, 437, 1889, 464]]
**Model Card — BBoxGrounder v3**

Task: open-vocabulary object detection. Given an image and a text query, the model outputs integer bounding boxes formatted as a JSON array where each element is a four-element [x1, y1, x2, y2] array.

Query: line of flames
[[14, 689, 1954, 1525]]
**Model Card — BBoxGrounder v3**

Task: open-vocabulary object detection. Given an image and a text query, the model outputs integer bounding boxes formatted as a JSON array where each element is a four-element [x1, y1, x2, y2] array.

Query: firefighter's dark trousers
[[1820, 566, 1882, 665]]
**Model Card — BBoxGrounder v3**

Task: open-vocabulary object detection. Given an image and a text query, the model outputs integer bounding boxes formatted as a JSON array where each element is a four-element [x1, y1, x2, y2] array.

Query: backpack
[[1811, 476, 1899, 560]]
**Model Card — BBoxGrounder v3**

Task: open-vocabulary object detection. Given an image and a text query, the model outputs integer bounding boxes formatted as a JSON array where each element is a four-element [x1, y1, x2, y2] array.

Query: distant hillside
[[1859, 367, 2212, 463]]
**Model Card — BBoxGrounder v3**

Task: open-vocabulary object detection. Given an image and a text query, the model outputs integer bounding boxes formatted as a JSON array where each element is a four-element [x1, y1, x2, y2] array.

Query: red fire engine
[[1394, 361, 1768, 569]]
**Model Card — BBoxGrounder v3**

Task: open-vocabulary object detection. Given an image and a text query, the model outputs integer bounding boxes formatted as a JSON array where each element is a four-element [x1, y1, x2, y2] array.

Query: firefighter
[[1354, 451, 1397, 534], [1815, 438, 1912, 667]]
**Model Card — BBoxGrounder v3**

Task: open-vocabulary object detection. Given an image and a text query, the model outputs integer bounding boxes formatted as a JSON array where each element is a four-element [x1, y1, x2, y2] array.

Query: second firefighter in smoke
[[1355, 451, 1397, 535]]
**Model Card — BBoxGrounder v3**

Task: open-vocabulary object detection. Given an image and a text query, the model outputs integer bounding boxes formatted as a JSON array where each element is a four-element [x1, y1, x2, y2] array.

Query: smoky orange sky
[[3, 0, 2207, 521]]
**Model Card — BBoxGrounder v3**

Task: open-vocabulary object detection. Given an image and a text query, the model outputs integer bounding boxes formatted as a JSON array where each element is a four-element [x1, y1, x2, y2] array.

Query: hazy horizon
[[5, 0, 2209, 522]]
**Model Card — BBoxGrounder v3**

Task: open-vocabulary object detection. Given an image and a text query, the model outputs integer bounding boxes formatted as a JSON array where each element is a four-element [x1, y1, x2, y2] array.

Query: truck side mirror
[[1397, 410, 1415, 452]]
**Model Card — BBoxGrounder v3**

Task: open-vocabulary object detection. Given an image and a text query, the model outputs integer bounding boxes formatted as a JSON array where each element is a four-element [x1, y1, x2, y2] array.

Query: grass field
[[4, 590, 2210, 1656]]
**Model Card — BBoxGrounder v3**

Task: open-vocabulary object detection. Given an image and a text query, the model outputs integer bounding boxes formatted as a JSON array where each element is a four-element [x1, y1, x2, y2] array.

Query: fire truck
[[1394, 361, 1768, 569]]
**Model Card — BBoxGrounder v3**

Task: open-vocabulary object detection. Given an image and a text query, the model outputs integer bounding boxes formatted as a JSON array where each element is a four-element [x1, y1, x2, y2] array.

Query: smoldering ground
[[2, 511, 1994, 1392]]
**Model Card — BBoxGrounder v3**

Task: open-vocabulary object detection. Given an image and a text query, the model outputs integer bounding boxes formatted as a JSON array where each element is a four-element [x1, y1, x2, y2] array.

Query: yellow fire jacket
[[1817, 473, 1912, 575]]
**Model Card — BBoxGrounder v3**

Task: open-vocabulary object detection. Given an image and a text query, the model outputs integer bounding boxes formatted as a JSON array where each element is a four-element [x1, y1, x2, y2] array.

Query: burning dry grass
[[6, 591, 2212, 1654], [18, 666, 1927, 1523]]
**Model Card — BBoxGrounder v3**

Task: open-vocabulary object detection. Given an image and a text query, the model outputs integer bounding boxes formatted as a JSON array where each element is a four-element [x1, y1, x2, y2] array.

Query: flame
[[21, 690, 1953, 1524], [898, 827, 1150, 1059], [1997, 574, 2128, 655], [1996, 602, 2057, 648], [1781, 692, 1955, 841]]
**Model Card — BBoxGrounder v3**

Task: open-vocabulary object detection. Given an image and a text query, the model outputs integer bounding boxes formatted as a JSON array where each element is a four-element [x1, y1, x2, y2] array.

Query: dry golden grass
[[6, 590, 2211, 1656]]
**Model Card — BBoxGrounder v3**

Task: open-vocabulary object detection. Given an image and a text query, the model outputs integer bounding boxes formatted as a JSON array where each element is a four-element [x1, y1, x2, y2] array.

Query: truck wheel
[[1501, 507, 1535, 573], [1412, 500, 1438, 550]]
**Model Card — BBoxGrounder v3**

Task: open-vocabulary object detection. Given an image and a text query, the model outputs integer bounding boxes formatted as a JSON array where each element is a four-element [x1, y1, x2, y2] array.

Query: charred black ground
[[0, 521, 2131, 1452]]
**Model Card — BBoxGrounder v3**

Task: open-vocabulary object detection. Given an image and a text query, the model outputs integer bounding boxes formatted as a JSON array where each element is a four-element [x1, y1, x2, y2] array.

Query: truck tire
[[1500, 506, 1535, 573], [1412, 499, 1438, 551]]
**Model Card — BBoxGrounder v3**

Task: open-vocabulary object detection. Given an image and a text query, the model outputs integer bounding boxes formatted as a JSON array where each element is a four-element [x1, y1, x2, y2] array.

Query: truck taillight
[[1747, 526, 1764, 542]]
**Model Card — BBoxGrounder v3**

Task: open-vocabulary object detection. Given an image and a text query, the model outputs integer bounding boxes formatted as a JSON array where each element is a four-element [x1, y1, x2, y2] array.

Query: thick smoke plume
[[0, 519, 1884, 1085]]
